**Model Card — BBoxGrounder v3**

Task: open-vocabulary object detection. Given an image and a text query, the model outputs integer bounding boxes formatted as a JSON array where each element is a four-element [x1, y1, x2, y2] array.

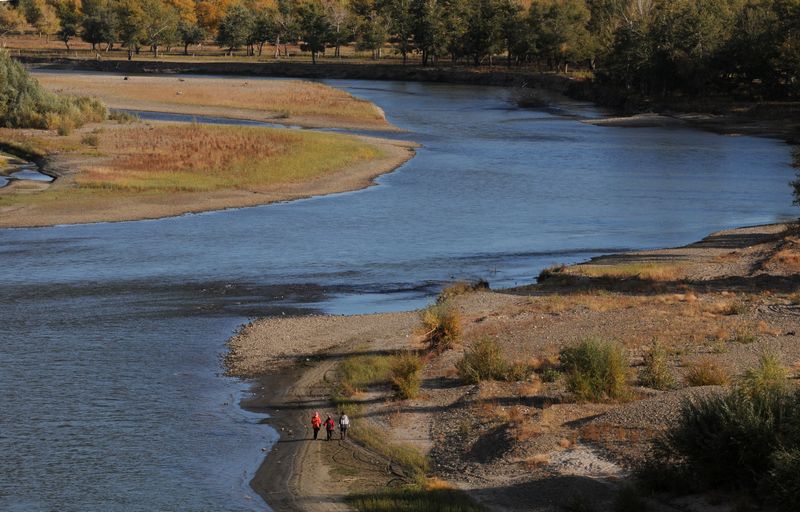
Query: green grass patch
[[639, 340, 676, 390], [338, 354, 393, 396], [456, 338, 510, 384], [346, 486, 484, 512], [560, 339, 629, 402]]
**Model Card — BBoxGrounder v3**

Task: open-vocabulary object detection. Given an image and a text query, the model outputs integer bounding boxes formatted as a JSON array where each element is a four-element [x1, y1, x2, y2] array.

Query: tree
[[34, 2, 60, 39], [115, 0, 145, 60], [250, 7, 275, 56], [81, 0, 118, 52], [462, 0, 502, 66], [384, 0, 414, 64], [356, 10, 387, 59], [140, 0, 180, 58], [529, 0, 594, 72], [0, 4, 24, 40], [272, 0, 299, 57], [216, 3, 254, 55], [323, 0, 350, 57], [496, 0, 528, 66], [178, 19, 206, 55], [56, 0, 82, 50], [412, 0, 448, 65], [297, 0, 332, 64]]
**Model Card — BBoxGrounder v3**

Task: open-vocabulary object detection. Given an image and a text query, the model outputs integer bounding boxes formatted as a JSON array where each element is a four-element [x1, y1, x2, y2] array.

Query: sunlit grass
[[76, 124, 381, 192], [0, 123, 386, 217], [35, 73, 388, 128], [572, 262, 688, 281]]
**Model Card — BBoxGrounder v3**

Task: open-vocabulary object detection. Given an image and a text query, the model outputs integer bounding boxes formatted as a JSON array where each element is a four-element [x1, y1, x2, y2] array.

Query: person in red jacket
[[311, 411, 321, 440], [324, 415, 335, 441]]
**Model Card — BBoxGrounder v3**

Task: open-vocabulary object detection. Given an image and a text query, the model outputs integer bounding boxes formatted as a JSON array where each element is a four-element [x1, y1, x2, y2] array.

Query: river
[[0, 78, 795, 511]]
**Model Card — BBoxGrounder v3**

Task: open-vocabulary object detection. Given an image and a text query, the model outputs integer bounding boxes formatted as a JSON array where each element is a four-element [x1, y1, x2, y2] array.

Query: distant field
[[33, 73, 392, 130], [0, 122, 414, 227]]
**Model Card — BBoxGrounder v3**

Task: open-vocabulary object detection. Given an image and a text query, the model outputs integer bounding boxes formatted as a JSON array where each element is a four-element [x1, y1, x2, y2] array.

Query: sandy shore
[[228, 223, 800, 511]]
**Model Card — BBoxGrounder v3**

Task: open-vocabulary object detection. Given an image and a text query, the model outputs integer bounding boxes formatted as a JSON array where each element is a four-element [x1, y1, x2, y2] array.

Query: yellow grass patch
[[572, 262, 688, 281], [71, 124, 381, 192], [34, 73, 389, 129]]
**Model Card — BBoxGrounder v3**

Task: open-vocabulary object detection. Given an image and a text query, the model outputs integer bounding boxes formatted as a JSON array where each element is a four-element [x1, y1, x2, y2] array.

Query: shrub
[[685, 360, 730, 387], [741, 352, 789, 397], [456, 338, 509, 384], [763, 448, 800, 510], [0, 51, 106, 130], [540, 367, 562, 383], [391, 352, 423, 400], [560, 339, 629, 401], [81, 132, 100, 147], [613, 486, 649, 512], [420, 304, 461, 352], [108, 110, 139, 124], [731, 328, 757, 344], [639, 340, 676, 390], [437, 280, 489, 304], [663, 386, 800, 497]]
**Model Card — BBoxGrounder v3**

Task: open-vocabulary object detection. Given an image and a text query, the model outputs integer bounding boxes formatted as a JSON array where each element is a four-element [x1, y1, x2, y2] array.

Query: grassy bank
[[33, 73, 392, 130], [0, 121, 413, 227]]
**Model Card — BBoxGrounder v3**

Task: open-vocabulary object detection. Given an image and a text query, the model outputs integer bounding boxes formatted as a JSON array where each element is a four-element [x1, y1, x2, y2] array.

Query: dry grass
[[34, 73, 389, 129], [571, 262, 687, 281], [686, 359, 730, 386], [71, 124, 381, 192]]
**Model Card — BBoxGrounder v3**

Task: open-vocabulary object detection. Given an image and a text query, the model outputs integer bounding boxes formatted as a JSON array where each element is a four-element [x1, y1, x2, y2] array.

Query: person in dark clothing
[[324, 415, 335, 441]]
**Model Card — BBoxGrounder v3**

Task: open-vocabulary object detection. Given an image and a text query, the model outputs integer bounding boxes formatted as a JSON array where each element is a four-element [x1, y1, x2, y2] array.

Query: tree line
[[0, 0, 798, 97]]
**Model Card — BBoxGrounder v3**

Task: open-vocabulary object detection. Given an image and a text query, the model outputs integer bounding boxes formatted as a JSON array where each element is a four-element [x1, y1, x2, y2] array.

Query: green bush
[[346, 486, 484, 512], [420, 304, 461, 352], [741, 351, 788, 397], [560, 339, 629, 401], [639, 340, 676, 390], [456, 338, 509, 384], [661, 385, 800, 506], [391, 352, 423, 399], [0, 50, 106, 131]]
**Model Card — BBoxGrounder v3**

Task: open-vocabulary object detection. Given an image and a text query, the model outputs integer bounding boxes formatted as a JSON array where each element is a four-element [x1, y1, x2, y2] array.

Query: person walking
[[311, 411, 321, 440], [339, 413, 350, 440], [324, 415, 335, 441]]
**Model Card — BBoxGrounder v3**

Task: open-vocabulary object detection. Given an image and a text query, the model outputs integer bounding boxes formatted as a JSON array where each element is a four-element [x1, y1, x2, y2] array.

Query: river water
[[0, 78, 795, 511]]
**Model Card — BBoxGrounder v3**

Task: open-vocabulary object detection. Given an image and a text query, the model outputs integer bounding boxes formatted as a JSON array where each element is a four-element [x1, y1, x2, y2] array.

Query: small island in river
[[0, 63, 415, 228]]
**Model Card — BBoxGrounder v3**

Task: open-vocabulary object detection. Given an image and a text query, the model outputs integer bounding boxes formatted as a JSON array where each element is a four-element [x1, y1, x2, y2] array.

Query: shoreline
[[0, 132, 416, 229], [227, 222, 800, 511], [22, 57, 800, 144]]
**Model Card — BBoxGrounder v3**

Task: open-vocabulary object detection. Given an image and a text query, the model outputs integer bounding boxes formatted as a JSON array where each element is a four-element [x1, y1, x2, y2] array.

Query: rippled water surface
[[0, 78, 795, 511]]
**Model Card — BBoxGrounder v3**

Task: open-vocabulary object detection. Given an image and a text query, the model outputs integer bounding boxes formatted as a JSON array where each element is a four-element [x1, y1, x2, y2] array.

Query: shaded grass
[[349, 423, 430, 483], [347, 485, 484, 512]]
